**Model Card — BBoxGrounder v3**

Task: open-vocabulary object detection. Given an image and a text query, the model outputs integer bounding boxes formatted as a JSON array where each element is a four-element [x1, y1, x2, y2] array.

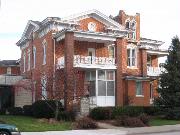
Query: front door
[[88, 48, 95, 64]]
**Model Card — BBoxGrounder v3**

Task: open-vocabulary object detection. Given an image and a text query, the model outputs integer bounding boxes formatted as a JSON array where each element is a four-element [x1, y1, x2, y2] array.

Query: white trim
[[27, 49, 31, 71], [62, 9, 123, 30]]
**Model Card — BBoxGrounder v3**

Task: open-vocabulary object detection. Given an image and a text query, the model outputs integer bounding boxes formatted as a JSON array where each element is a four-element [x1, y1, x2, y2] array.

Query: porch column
[[115, 38, 126, 106], [141, 49, 147, 76], [64, 32, 74, 111]]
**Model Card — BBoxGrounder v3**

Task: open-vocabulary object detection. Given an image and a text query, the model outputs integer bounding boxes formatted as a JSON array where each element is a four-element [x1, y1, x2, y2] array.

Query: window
[[127, 48, 136, 67], [131, 21, 136, 30], [126, 21, 130, 29], [147, 55, 152, 67], [85, 71, 96, 96], [41, 76, 47, 99], [98, 70, 115, 96], [108, 45, 115, 58], [136, 81, 143, 96], [23, 53, 26, 72], [33, 47, 36, 68], [132, 31, 136, 40], [27, 49, 31, 71], [7, 67, 11, 74], [42, 39, 47, 65]]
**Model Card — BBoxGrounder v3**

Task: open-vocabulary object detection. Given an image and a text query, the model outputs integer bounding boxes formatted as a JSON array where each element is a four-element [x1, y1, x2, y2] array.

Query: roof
[[0, 60, 19, 67]]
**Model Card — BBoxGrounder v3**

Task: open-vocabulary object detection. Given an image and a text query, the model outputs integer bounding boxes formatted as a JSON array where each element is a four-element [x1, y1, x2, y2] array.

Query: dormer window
[[125, 21, 130, 29]]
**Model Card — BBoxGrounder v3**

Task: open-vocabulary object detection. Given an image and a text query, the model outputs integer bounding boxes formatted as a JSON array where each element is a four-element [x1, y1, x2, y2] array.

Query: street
[[141, 131, 180, 135]]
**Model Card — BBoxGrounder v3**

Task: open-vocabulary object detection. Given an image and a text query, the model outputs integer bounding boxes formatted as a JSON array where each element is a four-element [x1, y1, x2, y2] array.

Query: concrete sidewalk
[[21, 124, 180, 135]]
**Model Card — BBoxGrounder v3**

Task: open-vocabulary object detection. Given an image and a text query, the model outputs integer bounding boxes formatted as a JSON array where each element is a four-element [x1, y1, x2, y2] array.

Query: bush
[[114, 115, 128, 126], [23, 105, 33, 116], [165, 108, 180, 120], [32, 100, 63, 118], [57, 111, 75, 121], [138, 113, 150, 125], [0, 108, 6, 115], [7, 107, 23, 115], [122, 117, 145, 127], [76, 117, 98, 129], [112, 106, 144, 118], [89, 107, 113, 120], [143, 106, 160, 116], [0, 120, 6, 124]]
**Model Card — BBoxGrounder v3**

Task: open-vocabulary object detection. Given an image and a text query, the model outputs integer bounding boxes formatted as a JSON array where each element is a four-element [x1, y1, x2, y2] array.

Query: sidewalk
[[21, 124, 180, 135], [98, 122, 180, 134]]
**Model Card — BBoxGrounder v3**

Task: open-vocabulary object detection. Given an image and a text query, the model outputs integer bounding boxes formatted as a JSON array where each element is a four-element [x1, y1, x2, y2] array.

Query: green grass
[[0, 115, 72, 132], [149, 117, 180, 126]]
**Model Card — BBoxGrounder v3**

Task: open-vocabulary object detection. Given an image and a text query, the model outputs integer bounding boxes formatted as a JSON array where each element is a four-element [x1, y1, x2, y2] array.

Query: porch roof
[[53, 29, 126, 43]]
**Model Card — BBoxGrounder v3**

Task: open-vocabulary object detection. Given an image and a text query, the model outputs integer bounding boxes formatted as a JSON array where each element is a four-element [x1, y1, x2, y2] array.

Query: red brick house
[[16, 10, 168, 110], [0, 60, 21, 109]]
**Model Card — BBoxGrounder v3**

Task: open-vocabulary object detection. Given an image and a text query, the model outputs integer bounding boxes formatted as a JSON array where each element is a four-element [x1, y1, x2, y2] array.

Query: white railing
[[57, 55, 116, 69], [0, 75, 23, 85], [147, 66, 165, 76]]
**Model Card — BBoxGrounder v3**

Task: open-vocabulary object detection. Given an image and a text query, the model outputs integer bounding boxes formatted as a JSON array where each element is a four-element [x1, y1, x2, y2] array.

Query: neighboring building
[[16, 10, 168, 110], [0, 60, 22, 109]]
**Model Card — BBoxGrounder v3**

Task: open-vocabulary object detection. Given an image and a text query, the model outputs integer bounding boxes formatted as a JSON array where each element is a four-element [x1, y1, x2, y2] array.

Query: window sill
[[136, 95, 144, 97], [127, 66, 138, 69]]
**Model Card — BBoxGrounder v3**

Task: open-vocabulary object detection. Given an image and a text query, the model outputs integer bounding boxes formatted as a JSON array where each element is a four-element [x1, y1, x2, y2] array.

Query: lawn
[[0, 115, 72, 132], [149, 117, 180, 126]]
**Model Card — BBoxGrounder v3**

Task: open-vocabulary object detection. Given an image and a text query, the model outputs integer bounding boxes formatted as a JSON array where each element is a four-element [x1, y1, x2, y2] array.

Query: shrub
[[0, 108, 6, 115], [89, 107, 113, 120], [138, 113, 150, 125], [112, 106, 144, 118], [7, 107, 23, 115], [57, 111, 75, 121], [143, 106, 160, 116], [32, 100, 63, 118], [23, 105, 33, 116], [165, 108, 180, 120], [122, 117, 145, 127], [0, 120, 6, 124], [76, 117, 98, 129], [114, 115, 128, 126]]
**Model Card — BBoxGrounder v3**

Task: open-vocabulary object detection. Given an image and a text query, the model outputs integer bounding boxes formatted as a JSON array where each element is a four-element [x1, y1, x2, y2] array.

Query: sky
[[0, 0, 180, 60]]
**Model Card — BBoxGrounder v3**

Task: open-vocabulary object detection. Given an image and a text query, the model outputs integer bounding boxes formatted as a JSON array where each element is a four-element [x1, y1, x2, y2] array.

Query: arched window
[[42, 39, 47, 65], [33, 47, 36, 68], [125, 20, 130, 29]]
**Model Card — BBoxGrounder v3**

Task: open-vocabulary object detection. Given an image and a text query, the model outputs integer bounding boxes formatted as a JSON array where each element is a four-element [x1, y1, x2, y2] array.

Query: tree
[[154, 36, 180, 119]]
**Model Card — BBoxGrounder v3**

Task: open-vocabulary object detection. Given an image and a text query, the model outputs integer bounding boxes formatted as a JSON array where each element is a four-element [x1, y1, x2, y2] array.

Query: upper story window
[[88, 22, 96, 32], [7, 67, 11, 75], [125, 20, 130, 29], [108, 45, 115, 58], [27, 49, 31, 71], [33, 47, 36, 68], [132, 31, 136, 40], [42, 39, 47, 65], [147, 55, 152, 67], [131, 21, 136, 30], [23, 53, 26, 72], [127, 45, 137, 67]]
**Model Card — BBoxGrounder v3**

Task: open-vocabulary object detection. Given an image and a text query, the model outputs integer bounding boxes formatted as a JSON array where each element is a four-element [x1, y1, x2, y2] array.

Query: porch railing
[[147, 66, 165, 76], [57, 55, 116, 69]]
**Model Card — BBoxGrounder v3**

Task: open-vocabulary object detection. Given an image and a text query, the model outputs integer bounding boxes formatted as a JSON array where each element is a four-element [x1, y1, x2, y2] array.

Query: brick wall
[[0, 67, 20, 75]]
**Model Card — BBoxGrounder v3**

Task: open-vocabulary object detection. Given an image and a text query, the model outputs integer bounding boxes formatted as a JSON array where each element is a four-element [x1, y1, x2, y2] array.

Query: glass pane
[[91, 71, 96, 80], [98, 80, 106, 96], [132, 58, 135, 66], [136, 82, 142, 95], [89, 81, 96, 96], [107, 81, 114, 96], [127, 49, 130, 57], [127, 58, 131, 66], [85, 72, 90, 81], [98, 70, 105, 80], [109, 46, 114, 58], [132, 49, 135, 57], [106, 71, 114, 80]]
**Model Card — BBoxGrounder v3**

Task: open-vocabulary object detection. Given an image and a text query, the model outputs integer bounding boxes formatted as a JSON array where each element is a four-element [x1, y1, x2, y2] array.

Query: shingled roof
[[0, 60, 19, 67]]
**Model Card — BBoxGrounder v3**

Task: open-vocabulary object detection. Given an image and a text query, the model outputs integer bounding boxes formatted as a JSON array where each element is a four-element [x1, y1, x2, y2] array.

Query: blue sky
[[0, 0, 180, 60]]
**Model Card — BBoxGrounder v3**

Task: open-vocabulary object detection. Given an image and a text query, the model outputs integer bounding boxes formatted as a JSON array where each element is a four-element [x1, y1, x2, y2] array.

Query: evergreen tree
[[155, 36, 180, 119]]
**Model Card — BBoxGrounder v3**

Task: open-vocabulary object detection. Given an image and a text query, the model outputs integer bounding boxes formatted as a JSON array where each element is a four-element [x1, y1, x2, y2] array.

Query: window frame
[[23, 53, 26, 73], [33, 46, 36, 68], [127, 45, 137, 68], [27, 49, 31, 71], [42, 39, 47, 65]]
